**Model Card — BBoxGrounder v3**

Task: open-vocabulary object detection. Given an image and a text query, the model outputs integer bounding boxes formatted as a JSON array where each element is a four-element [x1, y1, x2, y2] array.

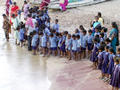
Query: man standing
[[2, 14, 11, 42]]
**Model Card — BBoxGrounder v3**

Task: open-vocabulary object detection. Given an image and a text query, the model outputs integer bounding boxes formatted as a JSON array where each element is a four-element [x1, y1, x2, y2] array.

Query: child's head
[[117, 48, 120, 54], [98, 46, 104, 52], [76, 35, 80, 39], [95, 27, 99, 33], [100, 33, 104, 38], [114, 59, 119, 65], [101, 27, 108, 33], [79, 25, 84, 31], [88, 29, 92, 35], [72, 34, 76, 40], [56, 32, 59, 37], [94, 38, 98, 44], [109, 48, 114, 54], [82, 30, 87, 35], [64, 31, 68, 36], [59, 33, 62, 37], [105, 38, 111, 44], [75, 28, 79, 33], [55, 19, 58, 24], [100, 41, 106, 47], [16, 26, 20, 31], [67, 34, 71, 39], [33, 31, 37, 35], [50, 33, 54, 37], [98, 12, 102, 18], [105, 46, 109, 52]]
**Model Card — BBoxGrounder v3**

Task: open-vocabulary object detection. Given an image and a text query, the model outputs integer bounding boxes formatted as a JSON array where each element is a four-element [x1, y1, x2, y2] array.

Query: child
[[31, 31, 39, 55], [110, 59, 120, 90], [97, 46, 105, 79], [53, 19, 59, 32], [28, 32, 33, 51], [65, 34, 72, 60], [15, 26, 20, 45], [76, 35, 81, 60], [72, 34, 77, 60], [81, 30, 87, 58], [107, 48, 115, 81], [94, 27, 100, 36], [105, 38, 111, 48], [100, 33, 104, 42], [90, 38, 100, 69], [48, 33, 57, 56], [40, 32, 47, 56], [74, 28, 80, 36], [101, 46, 110, 81], [101, 27, 108, 39], [19, 24, 25, 47], [87, 29, 94, 58]]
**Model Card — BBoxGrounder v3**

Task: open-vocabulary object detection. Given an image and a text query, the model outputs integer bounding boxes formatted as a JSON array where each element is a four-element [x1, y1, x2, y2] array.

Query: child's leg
[[68, 51, 71, 60]]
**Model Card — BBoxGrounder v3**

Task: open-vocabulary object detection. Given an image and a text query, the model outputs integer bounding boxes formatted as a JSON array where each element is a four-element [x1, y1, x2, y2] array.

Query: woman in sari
[[40, 0, 50, 10], [109, 22, 119, 53], [23, 1, 30, 20], [60, 0, 68, 11], [10, 2, 19, 17]]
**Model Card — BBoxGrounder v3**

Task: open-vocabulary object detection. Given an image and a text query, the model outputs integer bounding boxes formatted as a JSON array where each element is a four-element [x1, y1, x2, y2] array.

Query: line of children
[[5, 3, 120, 89]]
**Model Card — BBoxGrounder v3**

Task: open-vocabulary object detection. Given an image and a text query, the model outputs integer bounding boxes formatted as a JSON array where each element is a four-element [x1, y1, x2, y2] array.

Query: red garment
[[10, 5, 19, 17], [40, 0, 50, 10]]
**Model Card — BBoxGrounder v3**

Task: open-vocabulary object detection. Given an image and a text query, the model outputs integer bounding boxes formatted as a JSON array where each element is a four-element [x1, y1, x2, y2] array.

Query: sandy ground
[[0, 0, 120, 90], [49, 0, 120, 33]]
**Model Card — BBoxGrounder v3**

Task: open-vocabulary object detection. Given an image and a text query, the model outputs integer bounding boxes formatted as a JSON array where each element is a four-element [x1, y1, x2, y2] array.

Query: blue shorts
[[81, 47, 86, 51], [50, 47, 57, 50], [32, 46, 37, 50], [88, 43, 93, 51], [77, 47, 81, 53], [72, 50, 77, 53]]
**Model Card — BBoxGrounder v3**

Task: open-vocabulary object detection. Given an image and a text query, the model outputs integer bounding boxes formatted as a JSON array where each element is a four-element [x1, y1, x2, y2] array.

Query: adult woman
[[109, 22, 119, 53], [60, 0, 68, 11], [40, 0, 50, 10], [23, 1, 30, 20], [2, 14, 11, 42], [10, 2, 19, 17]]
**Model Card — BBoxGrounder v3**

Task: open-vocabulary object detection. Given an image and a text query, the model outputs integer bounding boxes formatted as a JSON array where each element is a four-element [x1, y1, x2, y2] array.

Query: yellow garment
[[98, 17, 104, 26], [60, 0, 65, 4]]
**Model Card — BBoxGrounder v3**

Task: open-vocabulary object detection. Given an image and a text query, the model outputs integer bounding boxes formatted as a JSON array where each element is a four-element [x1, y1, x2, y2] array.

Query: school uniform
[[65, 38, 72, 51], [90, 43, 100, 62], [100, 37, 104, 42], [49, 37, 57, 50], [40, 35, 47, 48], [32, 34, 39, 50], [94, 32, 100, 36], [77, 38, 81, 53], [72, 39, 77, 52], [19, 29, 25, 42], [87, 34, 94, 51], [102, 51, 110, 74], [110, 64, 120, 88], [81, 35, 87, 51], [60, 36, 66, 52], [98, 51, 104, 70], [107, 54, 115, 75], [53, 24, 59, 32]]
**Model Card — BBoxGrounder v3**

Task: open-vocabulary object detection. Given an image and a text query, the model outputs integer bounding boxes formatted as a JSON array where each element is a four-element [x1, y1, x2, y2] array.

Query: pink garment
[[60, 0, 68, 11], [26, 17, 34, 28], [40, 0, 50, 10]]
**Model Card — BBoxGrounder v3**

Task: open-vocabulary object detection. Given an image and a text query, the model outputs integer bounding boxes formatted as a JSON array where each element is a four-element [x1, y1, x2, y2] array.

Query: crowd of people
[[2, 1, 120, 90]]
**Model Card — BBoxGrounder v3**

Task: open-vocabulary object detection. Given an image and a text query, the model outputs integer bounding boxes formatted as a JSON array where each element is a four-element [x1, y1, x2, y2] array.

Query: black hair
[[109, 48, 114, 53], [100, 33, 104, 38], [105, 46, 109, 50], [76, 35, 80, 39], [55, 19, 58, 22], [50, 33, 54, 37], [98, 12, 102, 17], [28, 14, 32, 17], [64, 31, 68, 35], [2, 14, 6, 17], [117, 48, 120, 52], [83, 30, 87, 34], [72, 34, 76, 38], [88, 29, 92, 33], [105, 38, 111, 42], [98, 46, 104, 51]]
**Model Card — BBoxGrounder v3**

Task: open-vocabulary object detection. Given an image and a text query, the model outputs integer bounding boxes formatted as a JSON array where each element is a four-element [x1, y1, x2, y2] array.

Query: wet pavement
[[0, 6, 112, 90]]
